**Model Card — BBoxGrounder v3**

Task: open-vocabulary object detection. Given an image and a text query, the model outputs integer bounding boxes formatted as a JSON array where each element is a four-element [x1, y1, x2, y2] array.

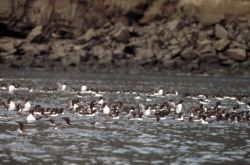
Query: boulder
[[236, 33, 247, 43], [78, 28, 97, 42], [100, 50, 112, 64], [114, 28, 130, 43], [180, 47, 197, 60], [187, 59, 200, 71], [27, 26, 43, 42], [129, 26, 144, 37], [0, 38, 15, 53], [167, 19, 180, 31], [197, 40, 213, 53], [91, 45, 113, 64], [35, 44, 50, 55], [20, 44, 38, 56], [225, 48, 247, 61], [169, 39, 178, 45], [199, 53, 217, 63], [171, 48, 181, 57], [229, 41, 248, 49], [156, 49, 171, 59], [219, 59, 235, 66], [62, 54, 80, 67], [134, 48, 154, 60], [51, 43, 67, 59], [179, 37, 189, 48], [128, 40, 147, 48], [218, 53, 228, 61], [162, 59, 176, 69], [215, 24, 228, 39], [238, 16, 248, 22], [215, 39, 230, 51], [198, 31, 208, 41], [168, 45, 181, 57], [92, 45, 105, 58]]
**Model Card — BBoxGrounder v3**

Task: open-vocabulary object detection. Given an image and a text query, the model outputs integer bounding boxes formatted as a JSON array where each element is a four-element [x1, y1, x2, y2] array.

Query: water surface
[[0, 71, 250, 165]]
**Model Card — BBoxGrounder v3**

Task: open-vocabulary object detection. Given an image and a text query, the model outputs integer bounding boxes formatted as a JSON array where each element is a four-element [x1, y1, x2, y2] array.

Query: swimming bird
[[156, 116, 160, 122], [80, 85, 87, 93], [112, 108, 120, 119], [3, 97, 17, 111], [98, 97, 104, 105], [72, 100, 80, 111], [48, 119, 58, 129], [21, 97, 31, 112], [67, 99, 80, 111], [176, 113, 184, 121], [102, 103, 110, 115], [143, 106, 151, 117], [175, 100, 183, 114], [167, 99, 176, 112], [26, 110, 42, 123], [62, 117, 71, 126], [85, 101, 98, 116], [16, 121, 25, 134], [126, 107, 135, 117], [201, 116, 209, 124], [48, 119, 56, 126], [57, 82, 67, 91], [8, 85, 16, 94], [146, 95, 152, 102], [134, 95, 141, 100], [128, 110, 143, 121], [152, 89, 163, 96], [232, 116, 239, 124], [158, 89, 163, 96]]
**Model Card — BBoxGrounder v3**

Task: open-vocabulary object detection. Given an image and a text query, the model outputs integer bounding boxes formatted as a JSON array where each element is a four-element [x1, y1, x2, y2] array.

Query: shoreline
[[1, 67, 250, 79]]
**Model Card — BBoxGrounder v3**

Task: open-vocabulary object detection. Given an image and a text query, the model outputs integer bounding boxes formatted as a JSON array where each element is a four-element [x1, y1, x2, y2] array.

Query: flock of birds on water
[[0, 81, 250, 135]]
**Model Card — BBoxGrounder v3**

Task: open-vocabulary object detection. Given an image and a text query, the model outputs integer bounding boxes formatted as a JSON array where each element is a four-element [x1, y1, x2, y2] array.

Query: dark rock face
[[0, 0, 250, 75]]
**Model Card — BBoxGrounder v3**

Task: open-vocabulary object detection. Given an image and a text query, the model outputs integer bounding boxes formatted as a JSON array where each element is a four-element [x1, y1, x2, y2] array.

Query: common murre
[[62, 117, 71, 126], [8, 85, 16, 94], [26, 110, 42, 123], [21, 97, 31, 112], [102, 103, 110, 115], [176, 113, 184, 121], [48, 119, 56, 126], [67, 99, 80, 111], [143, 106, 151, 117], [201, 116, 209, 124], [98, 97, 104, 105], [175, 100, 183, 114], [16, 121, 25, 134], [57, 82, 67, 91], [3, 97, 17, 111], [48, 119, 58, 129], [80, 85, 87, 93], [167, 99, 176, 112], [112, 108, 120, 120]]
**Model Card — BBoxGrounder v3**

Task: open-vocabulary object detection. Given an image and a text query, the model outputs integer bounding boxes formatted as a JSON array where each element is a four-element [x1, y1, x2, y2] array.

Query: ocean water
[[0, 71, 250, 165]]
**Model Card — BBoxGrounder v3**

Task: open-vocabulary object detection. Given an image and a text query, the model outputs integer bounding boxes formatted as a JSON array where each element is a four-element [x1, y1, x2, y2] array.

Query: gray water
[[0, 71, 250, 165]]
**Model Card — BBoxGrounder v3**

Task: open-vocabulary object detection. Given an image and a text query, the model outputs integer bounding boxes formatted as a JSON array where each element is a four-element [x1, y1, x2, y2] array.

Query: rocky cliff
[[0, 0, 250, 75]]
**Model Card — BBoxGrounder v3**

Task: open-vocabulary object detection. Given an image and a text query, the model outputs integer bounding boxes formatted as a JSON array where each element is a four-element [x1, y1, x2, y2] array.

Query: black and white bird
[[4, 97, 17, 111], [16, 121, 25, 134], [62, 117, 71, 126], [8, 85, 16, 94], [20, 97, 31, 112]]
